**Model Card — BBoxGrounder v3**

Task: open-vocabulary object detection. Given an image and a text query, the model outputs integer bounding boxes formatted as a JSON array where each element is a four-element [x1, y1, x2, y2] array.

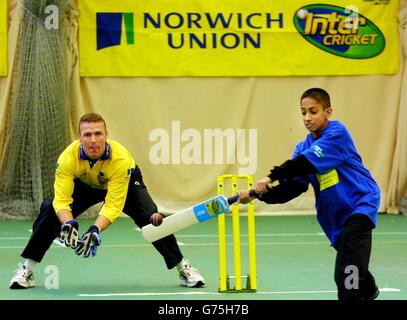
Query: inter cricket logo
[[96, 12, 134, 50], [293, 4, 385, 59]]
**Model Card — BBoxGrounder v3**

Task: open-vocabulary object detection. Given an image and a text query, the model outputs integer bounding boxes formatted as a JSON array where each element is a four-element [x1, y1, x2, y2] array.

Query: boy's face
[[78, 121, 108, 160], [300, 97, 332, 138]]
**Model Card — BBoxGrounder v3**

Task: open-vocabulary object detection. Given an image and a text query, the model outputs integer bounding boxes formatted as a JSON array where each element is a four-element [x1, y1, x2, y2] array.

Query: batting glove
[[75, 225, 102, 258], [59, 220, 79, 248]]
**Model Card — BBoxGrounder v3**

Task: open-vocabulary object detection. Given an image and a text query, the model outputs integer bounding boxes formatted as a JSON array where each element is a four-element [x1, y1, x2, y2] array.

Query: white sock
[[23, 259, 37, 272]]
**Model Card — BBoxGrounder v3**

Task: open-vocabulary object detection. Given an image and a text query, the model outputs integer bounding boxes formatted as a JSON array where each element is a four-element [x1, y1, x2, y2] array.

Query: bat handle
[[227, 189, 258, 205]]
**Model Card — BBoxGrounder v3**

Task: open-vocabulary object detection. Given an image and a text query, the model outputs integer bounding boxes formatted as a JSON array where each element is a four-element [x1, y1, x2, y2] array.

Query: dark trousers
[[21, 167, 183, 269], [333, 214, 378, 300]]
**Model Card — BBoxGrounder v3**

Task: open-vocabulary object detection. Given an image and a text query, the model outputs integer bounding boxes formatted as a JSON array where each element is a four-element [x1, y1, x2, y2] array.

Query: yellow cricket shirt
[[53, 139, 136, 223]]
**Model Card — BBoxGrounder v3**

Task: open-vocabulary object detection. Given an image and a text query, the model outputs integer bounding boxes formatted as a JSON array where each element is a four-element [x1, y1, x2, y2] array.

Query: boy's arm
[[268, 154, 317, 182], [249, 155, 315, 195], [238, 176, 309, 204], [259, 178, 309, 204]]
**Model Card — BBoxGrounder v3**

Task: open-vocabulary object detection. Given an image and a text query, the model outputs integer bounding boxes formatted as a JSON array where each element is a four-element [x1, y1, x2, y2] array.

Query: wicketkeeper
[[10, 113, 205, 289]]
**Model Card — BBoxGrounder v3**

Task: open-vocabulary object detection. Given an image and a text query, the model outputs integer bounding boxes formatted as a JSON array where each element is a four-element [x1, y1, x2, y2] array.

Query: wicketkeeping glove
[[59, 220, 79, 248], [75, 225, 102, 258]]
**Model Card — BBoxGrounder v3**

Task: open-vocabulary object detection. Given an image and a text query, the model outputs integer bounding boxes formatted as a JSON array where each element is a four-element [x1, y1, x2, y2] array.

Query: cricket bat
[[141, 190, 257, 243]]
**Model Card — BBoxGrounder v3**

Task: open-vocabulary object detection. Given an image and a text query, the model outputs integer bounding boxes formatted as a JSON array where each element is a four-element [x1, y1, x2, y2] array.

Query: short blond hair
[[78, 113, 106, 133]]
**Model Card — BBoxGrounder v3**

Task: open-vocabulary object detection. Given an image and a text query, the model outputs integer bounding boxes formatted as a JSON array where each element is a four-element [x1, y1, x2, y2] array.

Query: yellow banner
[[79, 0, 399, 77], [0, 0, 7, 76]]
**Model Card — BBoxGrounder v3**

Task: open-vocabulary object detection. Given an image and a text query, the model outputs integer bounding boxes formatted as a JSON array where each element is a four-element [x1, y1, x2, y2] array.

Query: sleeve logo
[[313, 145, 324, 158]]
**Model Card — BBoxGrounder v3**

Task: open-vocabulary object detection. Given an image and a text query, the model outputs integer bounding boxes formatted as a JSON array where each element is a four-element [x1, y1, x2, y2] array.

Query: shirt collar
[[79, 143, 111, 161]]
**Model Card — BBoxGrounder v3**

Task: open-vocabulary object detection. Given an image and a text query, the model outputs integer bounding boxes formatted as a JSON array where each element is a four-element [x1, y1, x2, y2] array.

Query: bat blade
[[141, 195, 230, 243]]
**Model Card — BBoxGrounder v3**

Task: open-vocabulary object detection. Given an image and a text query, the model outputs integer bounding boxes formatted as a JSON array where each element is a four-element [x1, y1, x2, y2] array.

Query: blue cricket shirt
[[293, 120, 380, 245]]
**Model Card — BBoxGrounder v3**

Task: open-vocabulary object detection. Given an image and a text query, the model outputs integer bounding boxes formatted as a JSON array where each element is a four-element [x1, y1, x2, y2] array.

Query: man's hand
[[75, 225, 102, 258], [59, 220, 79, 248]]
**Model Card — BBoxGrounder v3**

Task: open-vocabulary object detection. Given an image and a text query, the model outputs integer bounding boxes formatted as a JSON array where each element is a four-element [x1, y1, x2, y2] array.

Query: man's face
[[300, 97, 332, 138], [78, 121, 107, 160]]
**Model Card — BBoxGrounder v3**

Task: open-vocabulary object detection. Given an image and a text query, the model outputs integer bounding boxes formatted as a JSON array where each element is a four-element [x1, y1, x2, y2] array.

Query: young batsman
[[238, 88, 380, 300]]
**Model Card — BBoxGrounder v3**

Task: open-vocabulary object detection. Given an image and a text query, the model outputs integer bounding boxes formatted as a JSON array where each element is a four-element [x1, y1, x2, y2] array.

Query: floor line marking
[[2, 240, 407, 250], [52, 239, 66, 247], [176, 232, 407, 238], [1, 231, 405, 241], [79, 291, 218, 297], [78, 287, 400, 297]]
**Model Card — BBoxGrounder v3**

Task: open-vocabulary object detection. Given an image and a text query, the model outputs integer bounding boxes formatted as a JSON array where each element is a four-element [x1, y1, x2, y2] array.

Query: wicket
[[217, 174, 257, 293]]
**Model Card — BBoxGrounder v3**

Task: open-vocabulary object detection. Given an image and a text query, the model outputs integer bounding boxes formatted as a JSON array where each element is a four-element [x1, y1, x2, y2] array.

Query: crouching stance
[[10, 113, 205, 289]]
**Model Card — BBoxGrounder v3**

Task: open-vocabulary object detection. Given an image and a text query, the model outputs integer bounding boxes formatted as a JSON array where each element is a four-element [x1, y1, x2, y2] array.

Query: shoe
[[10, 263, 35, 289], [366, 287, 380, 300], [177, 259, 206, 288]]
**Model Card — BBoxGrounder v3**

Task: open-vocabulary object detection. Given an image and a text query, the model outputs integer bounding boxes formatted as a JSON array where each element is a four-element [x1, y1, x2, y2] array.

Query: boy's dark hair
[[79, 113, 107, 133], [301, 88, 331, 109]]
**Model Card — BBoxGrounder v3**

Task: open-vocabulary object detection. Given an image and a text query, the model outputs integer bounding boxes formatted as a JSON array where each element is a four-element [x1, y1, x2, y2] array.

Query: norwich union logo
[[293, 4, 385, 59], [97, 12, 134, 50]]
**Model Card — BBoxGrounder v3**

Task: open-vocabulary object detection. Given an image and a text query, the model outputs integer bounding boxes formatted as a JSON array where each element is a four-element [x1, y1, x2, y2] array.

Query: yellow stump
[[231, 176, 242, 290], [217, 174, 257, 293], [217, 175, 229, 292], [244, 175, 257, 291]]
